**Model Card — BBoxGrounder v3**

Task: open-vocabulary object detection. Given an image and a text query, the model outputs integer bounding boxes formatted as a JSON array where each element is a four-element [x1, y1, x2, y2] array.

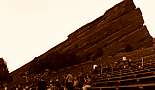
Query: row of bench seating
[[89, 59, 155, 90]]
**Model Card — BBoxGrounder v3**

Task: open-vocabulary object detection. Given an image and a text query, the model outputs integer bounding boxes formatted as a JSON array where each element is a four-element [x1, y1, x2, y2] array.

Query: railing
[[94, 75, 155, 84], [89, 83, 155, 90]]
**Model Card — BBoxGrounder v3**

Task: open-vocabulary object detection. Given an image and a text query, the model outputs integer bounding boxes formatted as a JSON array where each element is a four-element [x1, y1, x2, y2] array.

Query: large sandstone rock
[[11, 0, 153, 78], [68, 0, 136, 39]]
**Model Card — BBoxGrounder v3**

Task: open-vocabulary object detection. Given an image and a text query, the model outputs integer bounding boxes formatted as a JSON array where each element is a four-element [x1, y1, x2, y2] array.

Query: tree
[[0, 58, 10, 82]]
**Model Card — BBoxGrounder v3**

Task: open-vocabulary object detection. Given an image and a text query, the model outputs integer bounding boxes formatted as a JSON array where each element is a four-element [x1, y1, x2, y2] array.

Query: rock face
[[39, 0, 152, 65], [11, 0, 153, 76]]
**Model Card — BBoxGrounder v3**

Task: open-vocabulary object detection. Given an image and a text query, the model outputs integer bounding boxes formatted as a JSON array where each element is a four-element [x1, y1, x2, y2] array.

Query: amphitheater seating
[[90, 60, 155, 90]]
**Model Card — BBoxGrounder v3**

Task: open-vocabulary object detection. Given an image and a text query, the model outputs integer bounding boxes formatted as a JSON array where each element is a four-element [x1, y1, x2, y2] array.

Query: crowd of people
[[1, 56, 154, 90], [3, 68, 96, 90], [41, 67, 99, 90], [46, 72, 92, 90]]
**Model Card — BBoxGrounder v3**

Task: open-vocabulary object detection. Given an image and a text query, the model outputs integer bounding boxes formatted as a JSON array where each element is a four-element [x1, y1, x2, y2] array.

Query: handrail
[[98, 68, 155, 80], [94, 75, 155, 84], [90, 83, 155, 89]]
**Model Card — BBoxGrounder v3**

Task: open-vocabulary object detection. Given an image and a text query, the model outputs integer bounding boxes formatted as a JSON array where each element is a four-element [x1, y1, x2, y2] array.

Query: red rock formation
[[10, 0, 153, 82], [38, 0, 152, 63]]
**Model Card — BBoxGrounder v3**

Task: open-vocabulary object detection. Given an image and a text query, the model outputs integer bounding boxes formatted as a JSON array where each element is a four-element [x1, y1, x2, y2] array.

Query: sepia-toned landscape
[[0, 0, 155, 90]]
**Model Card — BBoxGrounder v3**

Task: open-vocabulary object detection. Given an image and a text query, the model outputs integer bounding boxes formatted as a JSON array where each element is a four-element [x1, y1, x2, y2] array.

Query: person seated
[[82, 75, 92, 90], [38, 78, 47, 90], [73, 76, 79, 89], [65, 73, 74, 90]]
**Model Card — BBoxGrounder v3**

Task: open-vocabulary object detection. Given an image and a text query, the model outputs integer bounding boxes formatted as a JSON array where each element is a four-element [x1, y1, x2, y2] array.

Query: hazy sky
[[0, 0, 154, 72]]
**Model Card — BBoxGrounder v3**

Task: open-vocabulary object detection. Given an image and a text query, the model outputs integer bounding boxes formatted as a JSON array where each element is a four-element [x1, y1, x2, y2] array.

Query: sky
[[0, 0, 155, 72]]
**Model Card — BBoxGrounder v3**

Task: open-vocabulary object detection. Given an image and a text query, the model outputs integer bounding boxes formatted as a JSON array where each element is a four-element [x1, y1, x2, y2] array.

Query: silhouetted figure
[[82, 75, 92, 90], [65, 73, 73, 90], [78, 72, 85, 89], [73, 76, 79, 89], [38, 79, 47, 90], [55, 78, 61, 90], [96, 65, 101, 75]]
